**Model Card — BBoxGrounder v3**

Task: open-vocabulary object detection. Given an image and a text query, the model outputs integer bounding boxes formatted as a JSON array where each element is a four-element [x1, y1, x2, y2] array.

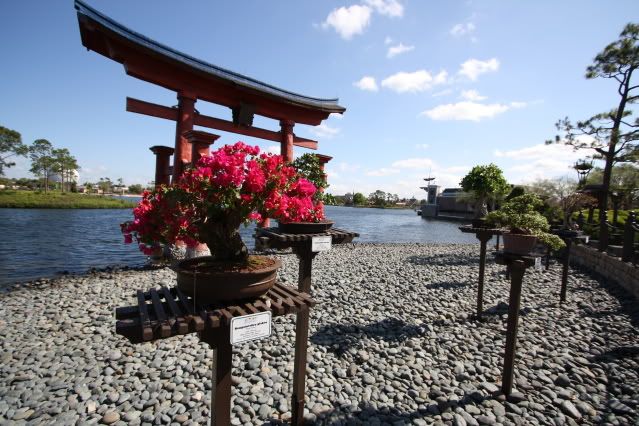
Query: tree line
[[0, 126, 79, 193]]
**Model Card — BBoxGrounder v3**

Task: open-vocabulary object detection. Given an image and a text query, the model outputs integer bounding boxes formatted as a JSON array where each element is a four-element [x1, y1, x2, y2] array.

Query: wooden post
[[502, 260, 525, 396], [199, 327, 232, 426], [291, 243, 316, 426], [184, 130, 220, 165], [280, 120, 295, 163], [560, 238, 572, 303], [172, 92, 197, 181], [149, 146, 174, 187], [476, 231, 492, 320]]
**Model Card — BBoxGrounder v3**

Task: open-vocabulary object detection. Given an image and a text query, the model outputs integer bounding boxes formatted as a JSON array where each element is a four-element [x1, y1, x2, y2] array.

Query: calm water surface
[[0, 205, 476, 285]]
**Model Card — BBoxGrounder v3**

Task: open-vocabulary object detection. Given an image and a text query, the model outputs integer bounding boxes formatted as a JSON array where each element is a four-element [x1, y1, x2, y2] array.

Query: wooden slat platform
[[459, 225, 503, 235], [256, 227, 359, 249], [115, 283, 315, 343]]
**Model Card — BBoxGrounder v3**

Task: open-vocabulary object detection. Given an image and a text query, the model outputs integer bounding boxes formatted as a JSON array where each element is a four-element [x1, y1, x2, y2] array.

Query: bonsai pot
[[176, 255, 281, 304], [472, 218, 488, 228], [502, 233, 538, 255], [278, 220, 334, 234]]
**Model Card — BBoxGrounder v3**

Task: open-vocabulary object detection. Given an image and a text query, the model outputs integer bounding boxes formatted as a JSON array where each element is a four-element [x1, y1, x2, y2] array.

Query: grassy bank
[[0, 191, 136, 209]]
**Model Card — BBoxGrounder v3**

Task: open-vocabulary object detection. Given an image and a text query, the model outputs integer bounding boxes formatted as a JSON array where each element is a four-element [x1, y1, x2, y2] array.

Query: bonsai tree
[[291, 153, 328, 201], [485, 193, 566, 251], [460, 164, 510, 219], [122, 142, 322, 263]]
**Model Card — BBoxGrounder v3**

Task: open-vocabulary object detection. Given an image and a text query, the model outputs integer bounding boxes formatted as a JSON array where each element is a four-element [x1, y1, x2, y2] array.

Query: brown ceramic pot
[[502, 233, 537, 255], [176, 255, 281, 305], [278, 221, 334, 234]]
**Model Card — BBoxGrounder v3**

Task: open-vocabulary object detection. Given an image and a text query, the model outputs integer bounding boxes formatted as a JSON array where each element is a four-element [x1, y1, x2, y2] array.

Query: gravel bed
[[0, 243, 638, 425]]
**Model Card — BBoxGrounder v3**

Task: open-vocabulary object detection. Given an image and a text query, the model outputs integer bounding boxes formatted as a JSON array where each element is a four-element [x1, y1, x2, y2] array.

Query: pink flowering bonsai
[[121, 142, 323, 263]]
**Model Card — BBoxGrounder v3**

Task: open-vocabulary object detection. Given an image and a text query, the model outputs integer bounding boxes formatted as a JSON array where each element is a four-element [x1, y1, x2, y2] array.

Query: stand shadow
[[310, 318, 424, 356], [264, 389, 492, 425], [424, 281, 471, 290], [407, 253, 480, 267]]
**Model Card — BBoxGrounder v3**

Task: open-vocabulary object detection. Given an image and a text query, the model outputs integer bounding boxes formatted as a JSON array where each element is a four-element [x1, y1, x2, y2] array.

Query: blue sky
[[1, 1, 637, 198]]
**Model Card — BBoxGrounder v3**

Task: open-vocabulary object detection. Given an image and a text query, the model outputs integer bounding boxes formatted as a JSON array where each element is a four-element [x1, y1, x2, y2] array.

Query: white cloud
[[415, 143, 430, 150], [309, 123, 340, 139], [381, 70, 448, 93], [391, 158, 436, 169], [432, 89, 453, 97], [460, 89, 486, 101], [353, 76, 379, 91], [458, 58, 499, 81], [329, 112, 344, 120], [364, 0, 404, 17], [322, 5, 372, 40], [366, 167, 400, 176], [450, 22, 475, 37], [495, 142, 582, 160], [495, 142, 588, 183], [421, 101, 521, 122], [384, 36, 393, 45], [387, 42, 415, 58]]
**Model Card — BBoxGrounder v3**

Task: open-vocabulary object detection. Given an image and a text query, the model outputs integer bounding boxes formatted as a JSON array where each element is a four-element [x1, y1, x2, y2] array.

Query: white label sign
[[534, 257, 542, 271], [311, 235, 332, 252], [230, 312, 272, 345], [584, 236, 590, 244]]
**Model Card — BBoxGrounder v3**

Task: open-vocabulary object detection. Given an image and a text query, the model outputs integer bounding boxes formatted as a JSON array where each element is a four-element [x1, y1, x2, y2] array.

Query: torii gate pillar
[[280, 120, 295, 163], [173, 92, 197, 180], [184, 130, 220, 165], [149, 146, 175, 188]]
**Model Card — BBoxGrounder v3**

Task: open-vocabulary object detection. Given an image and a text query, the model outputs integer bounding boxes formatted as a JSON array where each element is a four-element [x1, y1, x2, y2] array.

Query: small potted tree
[[281, 153, 334, 233], [485, 193, 565, 254], [121, 142, 320, 303], [460, 164, 510, 228]]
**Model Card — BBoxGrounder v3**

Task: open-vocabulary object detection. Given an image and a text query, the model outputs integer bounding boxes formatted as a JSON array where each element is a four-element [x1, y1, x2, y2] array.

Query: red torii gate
[[75, 0, 344, 184]]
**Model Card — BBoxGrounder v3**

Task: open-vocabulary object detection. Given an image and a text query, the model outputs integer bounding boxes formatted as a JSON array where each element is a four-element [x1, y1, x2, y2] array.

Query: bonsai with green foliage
[[485, 193, 566, 251], [460, 163, 510, 219]]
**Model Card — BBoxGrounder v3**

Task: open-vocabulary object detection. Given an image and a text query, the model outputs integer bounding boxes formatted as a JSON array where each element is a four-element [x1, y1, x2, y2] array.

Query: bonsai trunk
[[474, 196, 488, 219], [201, 212, 248, 263]]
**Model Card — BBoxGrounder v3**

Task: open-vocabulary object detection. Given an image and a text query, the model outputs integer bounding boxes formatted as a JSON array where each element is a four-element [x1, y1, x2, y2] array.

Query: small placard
[[534, 257, 542, 271], [311, 235, 332, 252], [584, 236, 590, 244], [230, 312, 272, 345]]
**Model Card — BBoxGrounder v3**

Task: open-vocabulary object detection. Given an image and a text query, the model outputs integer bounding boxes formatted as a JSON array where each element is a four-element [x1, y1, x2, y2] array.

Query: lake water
[[0, 205, 476, 285]]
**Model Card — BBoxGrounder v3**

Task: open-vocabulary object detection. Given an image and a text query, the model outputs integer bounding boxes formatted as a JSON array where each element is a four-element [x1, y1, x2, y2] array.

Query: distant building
[[421, 187, 474, 219]]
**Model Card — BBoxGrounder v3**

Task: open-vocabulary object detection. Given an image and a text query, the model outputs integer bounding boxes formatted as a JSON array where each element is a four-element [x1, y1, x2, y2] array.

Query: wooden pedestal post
[[476, 232, 492, 319], [199, 327, 232, 426], [291, 244, 316, 425], [502, 260, 525, 395]]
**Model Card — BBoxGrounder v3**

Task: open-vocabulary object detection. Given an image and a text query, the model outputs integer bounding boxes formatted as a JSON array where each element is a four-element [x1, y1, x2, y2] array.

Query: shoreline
[[1, 243, 636, 424]]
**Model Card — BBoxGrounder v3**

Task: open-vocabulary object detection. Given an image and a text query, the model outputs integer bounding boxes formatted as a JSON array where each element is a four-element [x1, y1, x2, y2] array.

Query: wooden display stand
[[459, 226, 503, 319], [494, 251, 540, 395], [115, 283, 315, 425], [256, 227, 358, 425]]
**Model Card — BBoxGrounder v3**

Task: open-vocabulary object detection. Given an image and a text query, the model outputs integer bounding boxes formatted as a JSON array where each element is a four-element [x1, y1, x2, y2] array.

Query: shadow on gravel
[[311, 318, 423, 356], [594, 345, 639, 361], [424, 281, 470, 290], [407, 253, 479, 267], [264, 392, 492, 425]]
